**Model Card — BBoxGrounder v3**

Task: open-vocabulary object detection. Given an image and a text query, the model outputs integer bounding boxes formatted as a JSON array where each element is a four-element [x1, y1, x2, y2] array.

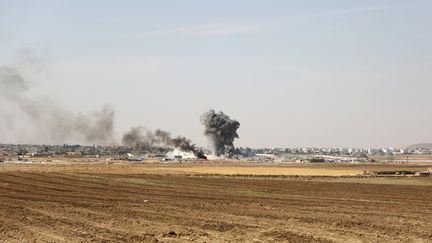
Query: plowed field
[[0, 163, 431, 242]]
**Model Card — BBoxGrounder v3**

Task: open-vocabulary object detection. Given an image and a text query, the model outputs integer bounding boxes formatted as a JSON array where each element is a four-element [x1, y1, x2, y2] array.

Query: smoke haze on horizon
[[0, 56, 208, 153], [0, 61, 117, 145]]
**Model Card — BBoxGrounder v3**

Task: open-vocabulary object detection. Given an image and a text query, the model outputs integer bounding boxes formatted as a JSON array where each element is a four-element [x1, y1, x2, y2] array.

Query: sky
[[0, 0, 431, 148]]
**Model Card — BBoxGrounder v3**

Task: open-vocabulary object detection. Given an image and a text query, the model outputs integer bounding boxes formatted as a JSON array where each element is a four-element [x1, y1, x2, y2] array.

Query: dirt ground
[[0, 162, 431, 242]]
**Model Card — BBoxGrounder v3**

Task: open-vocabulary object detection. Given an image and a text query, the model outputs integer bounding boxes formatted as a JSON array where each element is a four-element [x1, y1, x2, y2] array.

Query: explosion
[[200, 110, 240, 157]]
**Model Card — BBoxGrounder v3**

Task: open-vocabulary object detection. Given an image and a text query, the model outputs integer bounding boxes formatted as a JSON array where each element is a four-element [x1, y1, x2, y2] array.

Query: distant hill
[[405, 143, 432, 149]]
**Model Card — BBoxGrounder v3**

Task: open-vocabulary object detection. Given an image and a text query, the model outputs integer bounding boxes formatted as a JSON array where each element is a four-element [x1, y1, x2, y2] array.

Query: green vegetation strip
[[374, 170, 417, 175], [222, 187, 276, 197]]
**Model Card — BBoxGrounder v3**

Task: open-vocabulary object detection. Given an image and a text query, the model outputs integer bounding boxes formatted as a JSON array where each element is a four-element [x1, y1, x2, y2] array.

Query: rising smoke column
[[200, 110, 240, 157], [0, 61, 116, 145]]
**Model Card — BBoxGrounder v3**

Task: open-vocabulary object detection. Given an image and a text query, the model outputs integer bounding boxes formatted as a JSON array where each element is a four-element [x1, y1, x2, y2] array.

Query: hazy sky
[[1, 0, 431, 148]]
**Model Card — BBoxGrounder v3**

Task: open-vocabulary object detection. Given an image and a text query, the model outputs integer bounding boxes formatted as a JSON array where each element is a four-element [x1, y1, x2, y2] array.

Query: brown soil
[[0, 164, 431, 242]]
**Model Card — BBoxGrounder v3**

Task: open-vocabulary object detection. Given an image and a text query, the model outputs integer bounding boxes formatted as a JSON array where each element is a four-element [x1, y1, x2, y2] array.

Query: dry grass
[[317, 177, 432, 186], [2, 159, 432, 177], [0, 163, 364, 176], [371, 154, 432, 163]]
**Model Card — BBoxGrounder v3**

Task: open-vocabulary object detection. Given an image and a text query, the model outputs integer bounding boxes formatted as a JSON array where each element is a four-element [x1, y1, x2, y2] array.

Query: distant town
[[1, 143, 431, 163]]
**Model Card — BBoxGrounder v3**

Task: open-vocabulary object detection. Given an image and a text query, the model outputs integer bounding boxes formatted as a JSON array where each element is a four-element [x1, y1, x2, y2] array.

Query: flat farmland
[[0, 162, 431, 242], [1, 160, 431, 175]]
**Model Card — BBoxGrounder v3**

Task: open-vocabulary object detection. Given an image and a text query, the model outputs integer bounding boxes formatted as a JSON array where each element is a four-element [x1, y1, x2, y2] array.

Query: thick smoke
[[121, 126, 154, 148], [0, 63, 116, 145], [0, 57, 203, 153], [200, 110, 240, 157], [122, 127, 206, 159], [1, 53, 237, 160]]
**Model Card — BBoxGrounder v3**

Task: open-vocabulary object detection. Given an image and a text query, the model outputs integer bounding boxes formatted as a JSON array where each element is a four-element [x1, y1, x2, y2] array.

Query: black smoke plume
[[122, 128, 206, 159], [200, 110, 240, 157]]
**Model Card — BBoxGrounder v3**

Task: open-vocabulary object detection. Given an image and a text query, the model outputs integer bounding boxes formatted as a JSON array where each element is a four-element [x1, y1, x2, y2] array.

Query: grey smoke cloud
[[121, 126, 154, 148], [0, 52, 235, 157], [200, 109, 240, 157], [0, 57, 205, 152], [0, 62, 116, 145], [122, 127, 206, 158], [0, 66, 28, 97]]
